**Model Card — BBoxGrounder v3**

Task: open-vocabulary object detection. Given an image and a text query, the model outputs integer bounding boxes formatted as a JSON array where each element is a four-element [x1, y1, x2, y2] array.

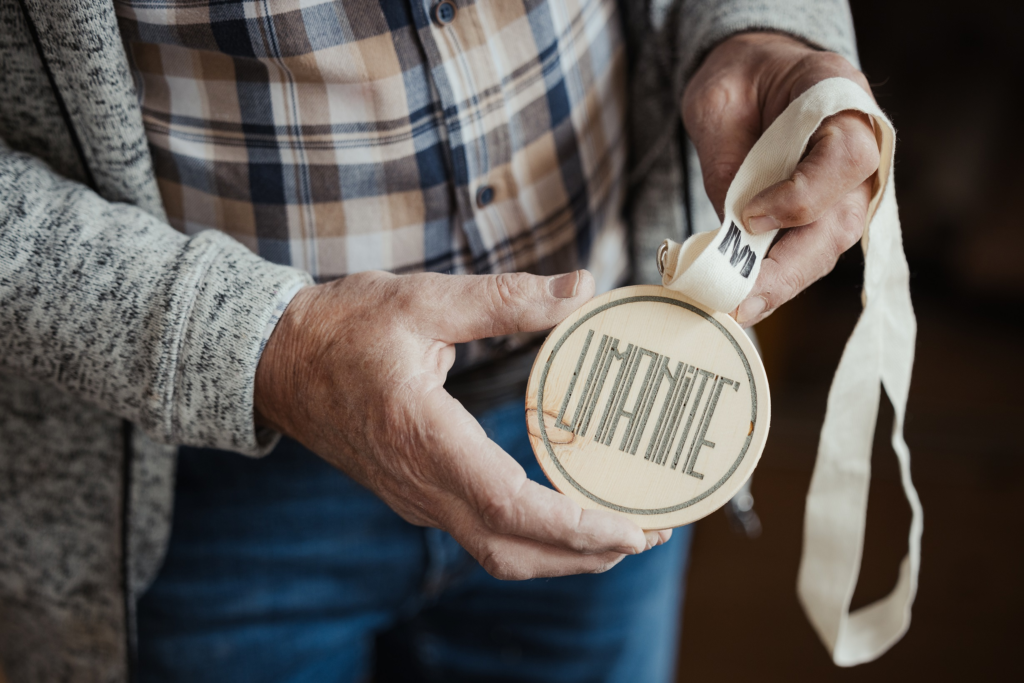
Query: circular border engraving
[[537, 295, 758, 515], [526, 285, 771, 528]]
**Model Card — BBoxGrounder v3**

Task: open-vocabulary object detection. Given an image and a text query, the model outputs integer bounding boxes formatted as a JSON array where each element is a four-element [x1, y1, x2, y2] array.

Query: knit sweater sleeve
[[0, 140, 313, 455], [679, 0, 860, 78]]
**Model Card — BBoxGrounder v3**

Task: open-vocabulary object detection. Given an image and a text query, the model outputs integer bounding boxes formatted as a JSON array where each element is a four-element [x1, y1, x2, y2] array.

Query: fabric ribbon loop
[[659, 77, 922, 666]]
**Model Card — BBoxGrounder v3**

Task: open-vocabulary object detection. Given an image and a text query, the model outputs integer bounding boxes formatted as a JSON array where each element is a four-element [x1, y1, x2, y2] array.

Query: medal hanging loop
[[659, 77, 923, 666]]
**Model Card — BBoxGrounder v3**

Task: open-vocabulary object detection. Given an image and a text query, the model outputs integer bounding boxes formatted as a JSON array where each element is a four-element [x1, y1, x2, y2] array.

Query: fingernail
[[548, 271, 580, 299], [748, 215, 781, 233], [735, 296, 768, 325]]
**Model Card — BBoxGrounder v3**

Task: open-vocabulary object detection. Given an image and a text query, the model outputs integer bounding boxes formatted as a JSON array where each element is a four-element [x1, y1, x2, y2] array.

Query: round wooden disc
[[525, 285, 771, 530]]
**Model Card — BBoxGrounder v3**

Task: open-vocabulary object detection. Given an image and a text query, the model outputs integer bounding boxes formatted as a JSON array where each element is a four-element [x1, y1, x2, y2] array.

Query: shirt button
[[475, 185, 495, 208], [432, 1, 457, 26]]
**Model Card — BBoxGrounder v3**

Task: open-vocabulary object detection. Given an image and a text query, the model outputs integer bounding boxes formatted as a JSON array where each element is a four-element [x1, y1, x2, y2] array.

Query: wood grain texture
[[526, 285, 770, 530]]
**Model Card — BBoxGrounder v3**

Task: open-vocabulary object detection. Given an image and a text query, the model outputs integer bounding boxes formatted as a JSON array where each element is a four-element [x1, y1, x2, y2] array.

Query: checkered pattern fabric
[[114, 0, 630, 285]]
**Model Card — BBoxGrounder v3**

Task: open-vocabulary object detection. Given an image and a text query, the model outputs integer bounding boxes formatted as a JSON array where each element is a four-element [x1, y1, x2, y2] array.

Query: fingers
[[409, 387, 673, 580], [457, 517, 630, 580], [444, 490, 670, 580], [475, 478, 651, 555], [734, 179, 872, 326], [402, 270, 596, 343], [682, 32, 878, 227], [419, 387, 651, 556], [682, 74, 762, 215], [741, 111, 879, 233]]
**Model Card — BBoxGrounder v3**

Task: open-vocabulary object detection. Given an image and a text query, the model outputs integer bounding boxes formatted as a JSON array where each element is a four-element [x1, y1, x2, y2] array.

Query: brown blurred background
[[676, 1, 1024, 680]]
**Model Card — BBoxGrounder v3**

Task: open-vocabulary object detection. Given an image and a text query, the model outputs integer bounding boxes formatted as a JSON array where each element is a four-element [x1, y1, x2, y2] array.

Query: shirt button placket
[[475, 185, 495, 209], [432, 1, 457, 26], [417, 0, 500, 264]]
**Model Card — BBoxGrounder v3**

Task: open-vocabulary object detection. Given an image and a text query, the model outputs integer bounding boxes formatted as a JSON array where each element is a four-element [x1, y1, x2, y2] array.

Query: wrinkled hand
[[255, 270, 669, 580], [683, 32, 880, 327]]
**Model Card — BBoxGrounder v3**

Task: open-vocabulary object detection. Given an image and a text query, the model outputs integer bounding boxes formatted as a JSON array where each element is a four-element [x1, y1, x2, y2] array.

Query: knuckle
[[819, 51, 852, 72], [832, 201, 868, 254], [781, 176, 816, 225], [699, 82, 734, 115], [361, 270, 399, 294], [387, 273, 428, 313], [345, 270, 394, 306], [774, 262, 810, 305], [793, 54, 874, 105], [492, 272, 522, 306], [565, 532, 588, 554], [345, 270, 375, 286], [481, 547, 525, 581], [798, 51, 855, 79], [487, 272, 527, 332], [841, 124, 881, 178], [833, 228, 861, 258], [684, 80, 731, 129], [479, 550, 505, 579], [396, 272, 452, 319], [393, 288, 418, 315], [589, 557, 620, 575], [479, 493, 518, 535], [760, 289, 785, 314], [848, 69, 873, 94]]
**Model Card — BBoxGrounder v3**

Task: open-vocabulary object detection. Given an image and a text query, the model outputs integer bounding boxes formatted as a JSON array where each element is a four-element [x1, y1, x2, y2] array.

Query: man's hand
[[255, 270, 669, 580], [683, 33, 880, 327]]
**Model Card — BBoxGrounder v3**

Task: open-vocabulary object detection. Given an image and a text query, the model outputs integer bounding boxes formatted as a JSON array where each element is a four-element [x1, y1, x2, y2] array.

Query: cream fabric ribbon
[[659, 77, 923, 666]]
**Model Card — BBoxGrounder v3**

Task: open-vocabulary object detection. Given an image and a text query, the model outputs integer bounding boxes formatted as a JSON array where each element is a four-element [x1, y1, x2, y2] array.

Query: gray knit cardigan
[[0, 0, 857, 680]]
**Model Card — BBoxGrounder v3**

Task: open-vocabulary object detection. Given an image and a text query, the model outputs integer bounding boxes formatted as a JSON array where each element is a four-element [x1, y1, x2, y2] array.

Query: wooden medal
[[525, 285, 770, 530]]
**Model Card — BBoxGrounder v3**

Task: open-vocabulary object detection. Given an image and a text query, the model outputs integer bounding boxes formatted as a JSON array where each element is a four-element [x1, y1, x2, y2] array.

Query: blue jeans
[[137, 401, 693, 682]]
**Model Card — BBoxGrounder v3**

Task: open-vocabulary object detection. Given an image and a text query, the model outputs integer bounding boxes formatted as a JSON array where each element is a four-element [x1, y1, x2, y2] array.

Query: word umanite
[[525, 284, 770, 530]]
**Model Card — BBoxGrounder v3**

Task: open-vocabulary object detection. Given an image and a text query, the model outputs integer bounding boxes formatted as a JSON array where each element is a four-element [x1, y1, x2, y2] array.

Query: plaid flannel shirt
[[114, 0, 631, 291]]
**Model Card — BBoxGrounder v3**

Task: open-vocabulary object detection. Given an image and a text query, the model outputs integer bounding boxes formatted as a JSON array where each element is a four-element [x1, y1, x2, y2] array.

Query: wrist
[[254, 284, 320, 435]]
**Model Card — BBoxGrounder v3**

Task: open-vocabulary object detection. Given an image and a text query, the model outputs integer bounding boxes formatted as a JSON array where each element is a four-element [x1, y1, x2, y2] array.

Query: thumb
[[426, 270, 596, 343], [682, 78, 762, 217]]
